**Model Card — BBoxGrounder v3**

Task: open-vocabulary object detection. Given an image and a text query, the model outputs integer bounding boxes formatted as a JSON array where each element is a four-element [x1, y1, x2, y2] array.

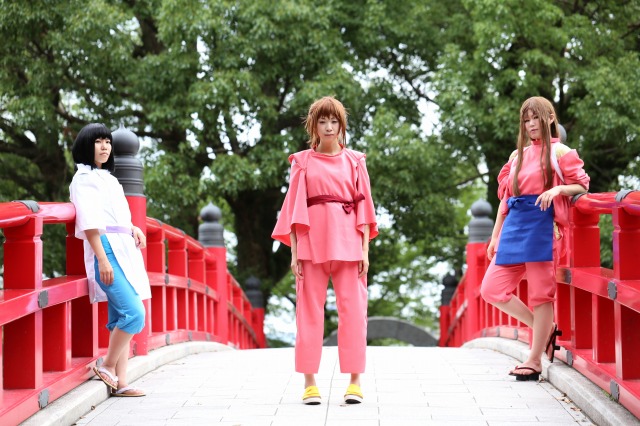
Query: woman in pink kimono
[[272, 96, 378, 405], [480, 97, 590, 381]]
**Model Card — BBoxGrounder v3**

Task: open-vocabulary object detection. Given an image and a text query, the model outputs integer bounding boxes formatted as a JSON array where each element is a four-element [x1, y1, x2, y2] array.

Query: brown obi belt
[[307, 193, 365, 214]]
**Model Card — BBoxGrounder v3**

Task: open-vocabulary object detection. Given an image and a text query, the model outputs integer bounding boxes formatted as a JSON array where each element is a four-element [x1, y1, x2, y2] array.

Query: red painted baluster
[[613, 195, 640, 380], [66, 222, 99, 359], [3, 217, 44, 389]]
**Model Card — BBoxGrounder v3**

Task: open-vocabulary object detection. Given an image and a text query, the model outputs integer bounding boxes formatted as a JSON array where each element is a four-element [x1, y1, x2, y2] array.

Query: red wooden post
[[205, 256, 217, 335], [613, 192, 640, 380], [71, 297, 98, 357], [463, 200, 494, 342], [66, 222, 100, 358], [439, 274, 457, 347], [3, 216, 44, 389], [570, 201, 601, 267], [43, 302, 71, 371], [169, 236, 189, 331], [592, 295, 615, 363], [113, 125, 150, 356], [147, 225, 166, 334], [4, 216, 43, 290], [615, 304, 640, 380], [438, 305, 450, 346], [613, 197, 640, 281], [253, 307, 265, 348], [463, 244, 484, 341], [571, 287, 592, 349], [128, 196, 151, 355]]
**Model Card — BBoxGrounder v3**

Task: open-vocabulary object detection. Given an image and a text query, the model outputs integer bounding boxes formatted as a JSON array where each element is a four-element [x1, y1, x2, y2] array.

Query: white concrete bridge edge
[[464, 337, 640, 426], [21, 341, 233, 426]]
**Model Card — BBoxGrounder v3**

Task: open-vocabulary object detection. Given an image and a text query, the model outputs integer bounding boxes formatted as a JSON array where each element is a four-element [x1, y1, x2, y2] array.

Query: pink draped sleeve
[[271, 151, 311, 247], [352, 152, 379, 241], [553, 149, 590, 229], [497, 160, 514, 217], [558, 149, 590, 190]]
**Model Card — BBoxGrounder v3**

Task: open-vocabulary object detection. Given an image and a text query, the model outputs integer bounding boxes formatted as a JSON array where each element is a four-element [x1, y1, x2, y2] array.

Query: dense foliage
[[1, 0, 638, 338]]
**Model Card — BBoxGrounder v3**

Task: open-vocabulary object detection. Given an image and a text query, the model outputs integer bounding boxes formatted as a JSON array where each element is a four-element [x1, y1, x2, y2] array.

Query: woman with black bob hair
[[71, 123, 115, 172], [70, 123, 151, 397]]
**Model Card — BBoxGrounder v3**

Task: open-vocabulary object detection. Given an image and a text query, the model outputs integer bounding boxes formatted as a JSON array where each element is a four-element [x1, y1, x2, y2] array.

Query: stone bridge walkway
[[23, 340, 639, 426]]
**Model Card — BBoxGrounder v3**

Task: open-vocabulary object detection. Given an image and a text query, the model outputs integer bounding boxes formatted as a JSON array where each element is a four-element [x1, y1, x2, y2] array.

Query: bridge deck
[[24, 341, 639, 426]]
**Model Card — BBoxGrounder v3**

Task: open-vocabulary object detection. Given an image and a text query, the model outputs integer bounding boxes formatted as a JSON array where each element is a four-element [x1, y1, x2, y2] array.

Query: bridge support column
[[245, 276, 266, 348], [464, 200, 493, 342], [199, 203, 229, 345], [3, 217, 44, 389], [112, 125, 149, 356]]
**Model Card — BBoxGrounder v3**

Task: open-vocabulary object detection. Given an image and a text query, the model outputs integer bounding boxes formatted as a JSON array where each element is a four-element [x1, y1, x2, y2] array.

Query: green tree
[[430, 0, 640, 208], [0, 1, 463, 325]]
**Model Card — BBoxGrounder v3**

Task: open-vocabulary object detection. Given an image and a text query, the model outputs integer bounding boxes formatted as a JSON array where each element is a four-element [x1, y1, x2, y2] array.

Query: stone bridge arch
[[323, 316, 438, 347]]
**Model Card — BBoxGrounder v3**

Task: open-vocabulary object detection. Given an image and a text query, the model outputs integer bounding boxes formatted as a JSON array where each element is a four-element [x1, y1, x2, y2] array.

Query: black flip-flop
[[511, 366, 541, 381]]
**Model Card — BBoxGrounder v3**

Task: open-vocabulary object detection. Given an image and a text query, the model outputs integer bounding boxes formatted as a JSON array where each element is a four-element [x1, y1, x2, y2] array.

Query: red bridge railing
[[0, 199, 266, 425], [439, 191, 640, 419]]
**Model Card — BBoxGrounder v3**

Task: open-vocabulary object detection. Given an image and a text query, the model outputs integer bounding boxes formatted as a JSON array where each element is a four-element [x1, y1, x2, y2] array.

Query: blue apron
[[495, 195, 554, 265]]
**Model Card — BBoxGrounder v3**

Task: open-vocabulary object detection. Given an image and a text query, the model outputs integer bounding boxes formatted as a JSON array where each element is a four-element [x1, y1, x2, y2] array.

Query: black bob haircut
[[71, 123, 115, 172]]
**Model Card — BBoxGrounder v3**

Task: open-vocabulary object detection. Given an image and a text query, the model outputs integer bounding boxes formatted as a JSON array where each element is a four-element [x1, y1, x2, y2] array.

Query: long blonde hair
[[512, 96, 560, 196], [303, 96, 348, 149]]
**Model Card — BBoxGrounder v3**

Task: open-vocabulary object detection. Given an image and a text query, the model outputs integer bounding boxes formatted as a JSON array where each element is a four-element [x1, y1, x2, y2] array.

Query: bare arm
[[486, 203, 506, 261], [85, 229, 114, 285], [132, 225, 146, 248], [290, 228, 303, 280], [359, 224, 370, 278], [536, 183, 587, 211]]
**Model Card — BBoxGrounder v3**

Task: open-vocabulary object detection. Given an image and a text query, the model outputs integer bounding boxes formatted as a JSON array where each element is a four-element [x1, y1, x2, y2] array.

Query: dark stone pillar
[[111, 124, 144, 196], [198, 202, 224, 247], [468, 200, 493, 243]]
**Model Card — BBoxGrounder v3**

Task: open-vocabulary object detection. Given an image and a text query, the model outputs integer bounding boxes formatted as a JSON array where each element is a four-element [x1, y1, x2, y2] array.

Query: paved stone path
[[70, 345, 597, 426]]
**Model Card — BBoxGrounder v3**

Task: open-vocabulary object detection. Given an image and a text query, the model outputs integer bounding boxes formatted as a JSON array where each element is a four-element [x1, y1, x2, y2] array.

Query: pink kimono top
[[497, 138, 590, 232], [272, 148, 378, 264]]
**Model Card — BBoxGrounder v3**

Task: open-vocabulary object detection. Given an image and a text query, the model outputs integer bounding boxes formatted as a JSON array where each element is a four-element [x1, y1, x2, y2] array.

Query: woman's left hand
[[358, 251, 369, 278], [536, 187, 562, 211], [132, 226, 147, 249]]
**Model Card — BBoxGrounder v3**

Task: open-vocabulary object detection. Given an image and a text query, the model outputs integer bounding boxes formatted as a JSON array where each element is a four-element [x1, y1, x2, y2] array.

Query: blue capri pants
[[94, 235, 146, 334]]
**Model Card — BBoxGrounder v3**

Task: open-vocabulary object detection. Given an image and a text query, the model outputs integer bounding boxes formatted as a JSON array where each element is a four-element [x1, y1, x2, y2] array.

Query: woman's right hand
[[97, 258, 114, 285], [290, 256, 303, 280], [486, 238, 497, 261]]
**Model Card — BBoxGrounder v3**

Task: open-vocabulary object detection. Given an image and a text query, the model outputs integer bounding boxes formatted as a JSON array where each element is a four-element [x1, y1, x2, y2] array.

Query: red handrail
[[0, 200, 265, 425], [439, 191, 640, 418]]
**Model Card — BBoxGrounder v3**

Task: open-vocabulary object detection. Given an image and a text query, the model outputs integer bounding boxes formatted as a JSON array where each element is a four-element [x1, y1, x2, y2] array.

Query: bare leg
[[304, 373, 316, 388], [100, 327, 134, 380], [115, 342, 131, 389], [492, 295, 534, 328], [491, 297, 555, 376], [350, 373, 360, 386], [514, 302, 553, 373]]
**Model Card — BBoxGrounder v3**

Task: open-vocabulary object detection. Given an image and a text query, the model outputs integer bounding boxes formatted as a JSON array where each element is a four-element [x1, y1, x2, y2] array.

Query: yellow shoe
[[344, 384, 363, 404], [302, 385, 321, 405]]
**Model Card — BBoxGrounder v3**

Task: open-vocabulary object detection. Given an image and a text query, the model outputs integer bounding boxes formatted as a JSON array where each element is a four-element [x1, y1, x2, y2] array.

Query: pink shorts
[[480, 234, 563, 307]]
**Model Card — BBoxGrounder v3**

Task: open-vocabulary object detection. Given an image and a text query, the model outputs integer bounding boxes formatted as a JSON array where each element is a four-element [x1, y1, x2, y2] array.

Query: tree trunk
[[227, 187, 290, 307]]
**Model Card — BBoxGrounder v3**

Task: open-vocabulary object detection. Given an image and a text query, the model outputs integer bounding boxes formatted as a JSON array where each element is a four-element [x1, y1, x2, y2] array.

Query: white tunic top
[[70, 164, 151, 303]]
